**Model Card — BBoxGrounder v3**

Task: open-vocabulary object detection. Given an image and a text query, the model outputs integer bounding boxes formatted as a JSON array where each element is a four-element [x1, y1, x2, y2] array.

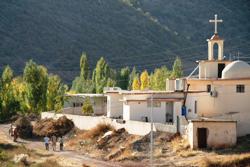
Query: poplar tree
[[47, 75, 67, 111], [151, 66, 171, 90], [132, 75, 140, 90], [80, 52, 90, 80], [128, 67, 137, 90], [118, 67, 130, 90], [171, 57, 183, 79], [0, 66, 19, 120], [24, 60, 48, 113], [140, 70, 149, 90], [92, 57, 111, 93]]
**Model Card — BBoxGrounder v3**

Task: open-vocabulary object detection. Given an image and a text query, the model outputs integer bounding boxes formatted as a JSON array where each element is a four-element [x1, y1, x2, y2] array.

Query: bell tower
[[207, 14, 224, 61]]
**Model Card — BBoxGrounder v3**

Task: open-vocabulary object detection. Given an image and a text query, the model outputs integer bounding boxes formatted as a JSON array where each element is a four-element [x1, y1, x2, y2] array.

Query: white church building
[[105, 15, 250, 149]]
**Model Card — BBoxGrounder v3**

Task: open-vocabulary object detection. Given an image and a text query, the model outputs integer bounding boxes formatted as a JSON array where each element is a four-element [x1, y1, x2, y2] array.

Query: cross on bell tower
[[207, 14, 224, 61], [209, 14, 223, 35]]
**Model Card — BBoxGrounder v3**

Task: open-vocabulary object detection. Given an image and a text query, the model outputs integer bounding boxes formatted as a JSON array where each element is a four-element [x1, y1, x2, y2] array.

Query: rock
[[13, 154, 29, 164]]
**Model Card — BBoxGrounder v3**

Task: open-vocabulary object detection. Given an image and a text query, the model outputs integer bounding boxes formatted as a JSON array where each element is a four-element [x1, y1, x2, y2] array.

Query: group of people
[[9, 124, 19, 142], [44, 135, 64, 151]]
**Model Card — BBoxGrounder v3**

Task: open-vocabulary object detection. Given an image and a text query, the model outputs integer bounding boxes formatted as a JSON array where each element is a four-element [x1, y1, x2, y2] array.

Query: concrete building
[[63, 93, 107, 116], [104, 88, 184, 124], [175, 15, 250, 149]]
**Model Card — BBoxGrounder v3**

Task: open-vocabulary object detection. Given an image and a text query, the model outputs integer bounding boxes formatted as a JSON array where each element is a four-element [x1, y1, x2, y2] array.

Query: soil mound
[[33, 116, 74, 137]]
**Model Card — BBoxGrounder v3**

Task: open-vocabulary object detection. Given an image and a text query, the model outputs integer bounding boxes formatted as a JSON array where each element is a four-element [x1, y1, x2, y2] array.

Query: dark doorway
[[197, 128, 207, 148], [218, 63, 225, 78]]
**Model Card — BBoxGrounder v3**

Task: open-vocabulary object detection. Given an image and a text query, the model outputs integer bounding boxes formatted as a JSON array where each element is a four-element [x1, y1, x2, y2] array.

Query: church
[[104, 14, 250, 149], [182, 14, 250, 149]]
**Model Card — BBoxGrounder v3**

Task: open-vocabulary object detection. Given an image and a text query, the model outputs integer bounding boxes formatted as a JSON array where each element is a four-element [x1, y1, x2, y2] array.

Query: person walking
[[59, 136, 64, 151], [51, 135, 57, 151], [13, 127, 19, 142], [44, 135, 50, 151]]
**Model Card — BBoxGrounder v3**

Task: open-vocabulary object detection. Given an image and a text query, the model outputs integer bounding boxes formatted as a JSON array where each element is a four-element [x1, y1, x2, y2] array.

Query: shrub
[[85, 123, 114, 138], [82, 97, 94, 115]]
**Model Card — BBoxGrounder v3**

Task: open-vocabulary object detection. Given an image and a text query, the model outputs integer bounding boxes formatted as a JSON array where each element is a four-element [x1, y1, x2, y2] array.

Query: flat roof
[[65, 93, 106, 97], [189, 118, 237, 123]]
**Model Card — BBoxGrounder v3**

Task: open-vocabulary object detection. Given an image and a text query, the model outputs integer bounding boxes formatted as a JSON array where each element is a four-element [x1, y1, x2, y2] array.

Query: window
[[147, 101, 161, 108], [194, 101, 197, 114], [236, 85, 245, 93], [207, 85, 211, 92]]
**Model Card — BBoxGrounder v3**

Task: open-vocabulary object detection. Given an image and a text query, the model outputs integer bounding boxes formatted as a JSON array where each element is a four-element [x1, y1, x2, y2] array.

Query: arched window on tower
[[213, 42, 219, 60]]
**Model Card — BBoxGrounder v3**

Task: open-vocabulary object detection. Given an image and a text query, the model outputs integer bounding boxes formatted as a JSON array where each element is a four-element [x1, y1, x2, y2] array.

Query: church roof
[[222, 60, 250, 79], [209, 34, 222, 40]]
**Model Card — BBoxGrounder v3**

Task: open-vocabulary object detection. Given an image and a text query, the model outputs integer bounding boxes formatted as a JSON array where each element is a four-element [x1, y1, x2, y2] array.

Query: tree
[[118, 67, 130, 90], [24, 60, 48, 113], [128, 67, 137, 90], [12, 76, 29, 113], [151, 66, 171, 90], [82, 97, 93, 115], [0, 66, 20, 120], [80, 52, 90, 80], [47, 75, 67, 112], [140, 70, 149, 90], [132, 75, 140, 90], [92, 57, 111, 93], [171, 57, 183, 79], [71, 77, 95, 93]]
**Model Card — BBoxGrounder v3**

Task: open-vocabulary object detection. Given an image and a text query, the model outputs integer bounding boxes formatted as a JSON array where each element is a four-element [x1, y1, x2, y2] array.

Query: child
[[44, 135, 50, 150]]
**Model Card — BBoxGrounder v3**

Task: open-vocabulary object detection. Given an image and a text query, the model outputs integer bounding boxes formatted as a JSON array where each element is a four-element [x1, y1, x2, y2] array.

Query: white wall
[[41, 112, 177, 136], [106, 93, 123, 118], [64, 96, 107, 115], [186, 79, 250, 136], [187, 121, 237, 149]]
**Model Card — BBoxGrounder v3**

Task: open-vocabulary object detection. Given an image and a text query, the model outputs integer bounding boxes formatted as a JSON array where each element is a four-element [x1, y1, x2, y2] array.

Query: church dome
[[222, 60, 250, 79]]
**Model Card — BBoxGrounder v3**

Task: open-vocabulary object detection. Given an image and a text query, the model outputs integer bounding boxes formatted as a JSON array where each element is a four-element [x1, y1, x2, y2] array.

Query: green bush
[[82, 97, 94, 115]]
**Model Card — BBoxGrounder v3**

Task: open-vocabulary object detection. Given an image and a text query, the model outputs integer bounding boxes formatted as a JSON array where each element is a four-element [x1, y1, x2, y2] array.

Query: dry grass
[[85, 123, 114, 138], [178, 150, 199, 158], [200, 153, 250, 167], [67, 123, 114, 147], [171, 135, 190, 153], [31, 159, 62, 167]]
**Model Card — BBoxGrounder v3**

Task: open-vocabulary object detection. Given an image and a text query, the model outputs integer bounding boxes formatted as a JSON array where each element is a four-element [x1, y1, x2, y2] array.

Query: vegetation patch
[[200, 154, 250, 167]]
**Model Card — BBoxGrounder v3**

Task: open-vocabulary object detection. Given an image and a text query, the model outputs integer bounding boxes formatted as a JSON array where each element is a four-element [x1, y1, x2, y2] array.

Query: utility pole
[[150, 93, 153, 166]]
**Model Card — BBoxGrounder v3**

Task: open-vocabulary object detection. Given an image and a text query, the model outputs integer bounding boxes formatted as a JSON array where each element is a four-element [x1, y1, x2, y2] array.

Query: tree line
[[0, 60, 67, 121], [0, 54, 183, 121], [71, 53, 183, 93]]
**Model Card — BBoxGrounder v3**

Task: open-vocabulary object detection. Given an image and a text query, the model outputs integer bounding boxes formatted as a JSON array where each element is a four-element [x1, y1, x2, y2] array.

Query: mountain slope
[[0, 0, 249, 83], [0, 0, 191, 83]]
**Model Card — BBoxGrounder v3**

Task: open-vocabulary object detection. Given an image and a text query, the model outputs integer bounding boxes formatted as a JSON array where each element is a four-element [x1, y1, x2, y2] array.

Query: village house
[[63, 93, 107, 116], [104, 88, 184, 124], [105, 15, 250, 149]]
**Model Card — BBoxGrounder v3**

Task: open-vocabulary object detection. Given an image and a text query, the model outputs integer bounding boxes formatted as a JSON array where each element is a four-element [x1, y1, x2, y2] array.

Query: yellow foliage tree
[[132, 75, 140, 90], [140, 70, 149, 90]]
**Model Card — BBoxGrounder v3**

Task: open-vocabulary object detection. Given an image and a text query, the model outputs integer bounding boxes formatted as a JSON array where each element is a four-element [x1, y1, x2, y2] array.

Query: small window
[[194, 101, 197, 114], [236, 85, 245, 93], [147, 101, 161, 108], [207, 85, 211, 92]]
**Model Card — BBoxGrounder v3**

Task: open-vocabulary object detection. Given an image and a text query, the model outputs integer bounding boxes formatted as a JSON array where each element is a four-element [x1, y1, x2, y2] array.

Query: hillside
[[0, 0, 249, 83]]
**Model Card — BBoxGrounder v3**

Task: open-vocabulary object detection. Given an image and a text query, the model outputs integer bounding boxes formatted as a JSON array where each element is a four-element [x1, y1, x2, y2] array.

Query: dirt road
[[0, 124, 133, 167]]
